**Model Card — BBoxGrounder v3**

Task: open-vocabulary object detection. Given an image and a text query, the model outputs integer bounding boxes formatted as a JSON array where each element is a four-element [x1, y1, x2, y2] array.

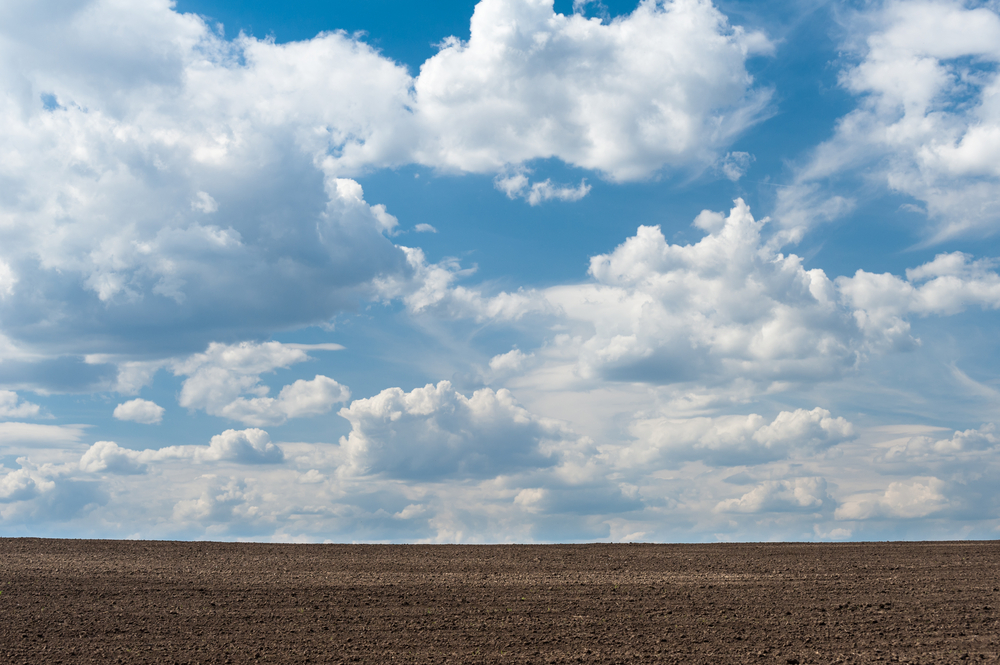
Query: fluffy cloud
[[172, 342, 351, 426], [79, 440, 149, 475], [396, 200, 1000, 391], [626, 407, 855, 467], [79, 428, 283, 475], [715, 477, 834, 513], [113, 398, 164, 425], [0, 422, 87, 447], [882, 423, 1000, 462], [515, 201, 885, 387], [837, 252, 1000, 352], [776, 0, 1000, 240], [840, 251, 1000, 317], [558, 200, 860, 383], [375, 246, 547, 320], [0, 469, 40, 503], [835, 477, 952, 520], [0, 0, 412, 360], [338, 381, 577, 479], [494, 171, 591, 205], [155, 428, 284, 465], [488, 348, 536, 380], [0, 391, 41, 419], [413, 0, 772, 180]]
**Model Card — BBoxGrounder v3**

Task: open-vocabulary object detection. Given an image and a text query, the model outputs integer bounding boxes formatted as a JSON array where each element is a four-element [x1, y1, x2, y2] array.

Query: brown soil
[[1, 539, 997, 664]]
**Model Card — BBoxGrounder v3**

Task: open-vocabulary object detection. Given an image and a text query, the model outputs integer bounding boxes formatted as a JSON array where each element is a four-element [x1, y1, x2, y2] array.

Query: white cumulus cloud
[[79, 428, 283, 475], [392, 200, 1000, 394], [0, 0, 413, 362], [172, 341, 350, 426], [413, 0, 773, 180], [0, 391, 41, 419], [715, 477, 834, 513], [626, 407, 855, 467], [835, 477, 952, 520], [0, 469, 40, 503], [882, 423, 1000, 462], [338, 381, 577, 480], [113, 399, 164, 425], [543, 200, 868, 384], [79, 440, 149, 475]]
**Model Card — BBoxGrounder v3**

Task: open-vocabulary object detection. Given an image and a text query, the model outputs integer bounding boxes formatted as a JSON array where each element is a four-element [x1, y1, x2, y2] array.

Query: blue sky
[[3, 0, 1000, 542]]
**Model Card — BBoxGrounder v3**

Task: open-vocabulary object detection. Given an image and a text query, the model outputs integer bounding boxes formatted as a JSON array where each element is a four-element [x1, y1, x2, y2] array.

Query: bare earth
[[1, 539, 997, 664]]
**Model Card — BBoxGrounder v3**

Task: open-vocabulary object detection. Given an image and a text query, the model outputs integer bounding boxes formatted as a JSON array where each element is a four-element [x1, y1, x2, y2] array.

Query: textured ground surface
[[1, 539, 998, 664]]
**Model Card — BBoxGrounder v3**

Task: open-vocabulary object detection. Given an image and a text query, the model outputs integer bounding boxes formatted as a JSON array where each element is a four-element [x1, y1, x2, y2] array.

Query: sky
[[2, 0, 1000, 543]]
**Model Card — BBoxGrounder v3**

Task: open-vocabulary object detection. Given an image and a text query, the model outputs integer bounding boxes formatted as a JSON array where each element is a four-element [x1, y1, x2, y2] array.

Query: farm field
[[1, 539, 998, 664]]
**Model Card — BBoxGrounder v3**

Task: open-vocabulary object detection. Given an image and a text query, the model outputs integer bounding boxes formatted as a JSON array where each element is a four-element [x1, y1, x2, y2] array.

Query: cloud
[[113, 399, 164, 425], [835, 477, 952, 520], [171, 478, 255, 526], [495, 171, 591, 205], [837, 251, 1000, 350], [718, 151, 753, 182], [544, 200, 868, 384], [0, 458, 108, 523], [375, 246, 547, 320], [775, 0, 1000, 240], [0, 0, 413, 360], [159, 428, 284, 465], [191, 191, 219, 214], [715, 476, 834, 513], [882, 423, 1000, 462], [79, 428, 284, 475], [413, 0, 773, 180], [338, 381, 577, 479], [0, 0, 777, 374], [0, 391, 41, 419], [173, 341, 350, 426], [488, 348, 536, 380], [626, 407, 855, 467], [0, 261, 17, 298], [388, 200, 1000, 393], [79, 440, 149, 475], [0, 469, 39, 503]]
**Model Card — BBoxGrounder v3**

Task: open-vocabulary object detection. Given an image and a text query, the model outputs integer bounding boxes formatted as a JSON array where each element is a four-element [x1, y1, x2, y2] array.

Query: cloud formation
[[626, 407, 855, 467], [835, 477, 952, 520], [494, 171, 591, 205], [0, 0, 413, 359], [0, 391, 41, 419], [338, 381, 575, 479], [113, 399, 164, 425], [0, 0, 773, 374], [395, 200, 1000, 397], [173, 342, 351, 426], [414, 0, 772, 180], [881, 423, 1000, 462], [776, 0, 1000, 240], [715, 477, 834, 514], [79, 428, 283, 475]]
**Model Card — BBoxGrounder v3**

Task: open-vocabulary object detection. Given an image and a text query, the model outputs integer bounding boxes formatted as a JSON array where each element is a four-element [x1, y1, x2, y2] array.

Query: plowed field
[[1, 539, 997, 664]]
